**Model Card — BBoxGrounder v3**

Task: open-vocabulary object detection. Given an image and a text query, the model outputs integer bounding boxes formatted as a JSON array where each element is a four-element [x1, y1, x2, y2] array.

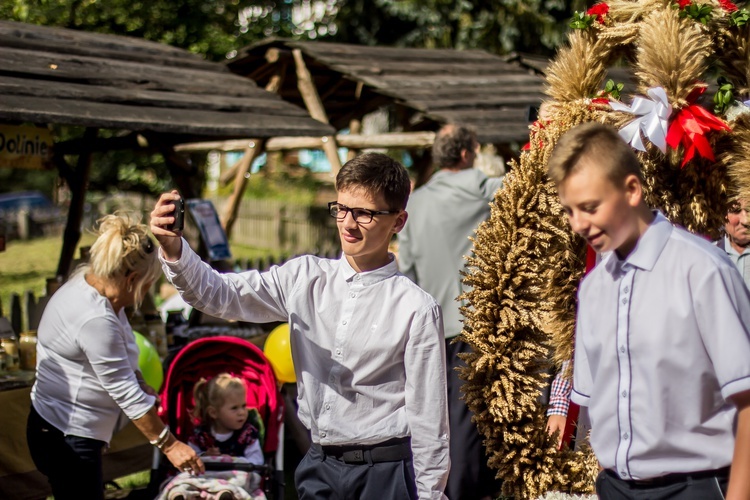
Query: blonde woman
[[26, 213, 204, 500]]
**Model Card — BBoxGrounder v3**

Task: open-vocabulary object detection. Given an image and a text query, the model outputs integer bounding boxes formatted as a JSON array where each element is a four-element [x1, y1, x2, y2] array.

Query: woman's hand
[[150, 190, 183, 261], [162, 435, 205, 476]]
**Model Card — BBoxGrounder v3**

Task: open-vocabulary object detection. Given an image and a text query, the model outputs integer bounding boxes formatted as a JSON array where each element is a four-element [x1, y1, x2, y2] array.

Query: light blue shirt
[[723, 235, 750, 289], [398, 168, 502, 338], [572, 212, 750, 480]]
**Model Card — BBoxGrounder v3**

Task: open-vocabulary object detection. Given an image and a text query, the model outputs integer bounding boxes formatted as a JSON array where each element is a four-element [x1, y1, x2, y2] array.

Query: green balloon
[[133, 330, 164, 391]]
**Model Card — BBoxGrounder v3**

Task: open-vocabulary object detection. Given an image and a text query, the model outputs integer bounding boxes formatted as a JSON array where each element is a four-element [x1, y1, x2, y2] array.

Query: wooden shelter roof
[[0, 21, 333, 141], [228, 39, 546, 144]]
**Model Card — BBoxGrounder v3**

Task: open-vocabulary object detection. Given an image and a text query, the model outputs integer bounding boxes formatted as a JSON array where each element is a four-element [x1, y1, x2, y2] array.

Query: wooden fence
[[209, 197, 340, 255]]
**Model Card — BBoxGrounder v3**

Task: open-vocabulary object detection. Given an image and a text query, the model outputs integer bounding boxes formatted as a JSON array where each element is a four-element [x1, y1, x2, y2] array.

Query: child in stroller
[[155, 336, 284, 500], [159, 373, 265, 500]]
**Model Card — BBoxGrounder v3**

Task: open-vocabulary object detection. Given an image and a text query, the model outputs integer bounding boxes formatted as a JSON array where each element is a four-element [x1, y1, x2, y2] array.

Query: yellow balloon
[[264, 323, 296, 384]]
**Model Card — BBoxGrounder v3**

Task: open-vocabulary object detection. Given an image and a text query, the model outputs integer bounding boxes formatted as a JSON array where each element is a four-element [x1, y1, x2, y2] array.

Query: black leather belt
[[314, 437, 412, 465], [607, 466, 730, 488]]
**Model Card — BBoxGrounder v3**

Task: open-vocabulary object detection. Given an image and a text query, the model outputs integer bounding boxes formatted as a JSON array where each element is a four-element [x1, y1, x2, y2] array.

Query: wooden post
[[56, 127, 97, 279], [292, 49, 342, 178], [221, 139, 267, 238], [347, 118, 362, 161]]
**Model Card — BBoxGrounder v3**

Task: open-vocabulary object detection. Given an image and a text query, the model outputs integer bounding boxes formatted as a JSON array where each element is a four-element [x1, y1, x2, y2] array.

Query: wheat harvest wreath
[[458, 0, 750, 498]]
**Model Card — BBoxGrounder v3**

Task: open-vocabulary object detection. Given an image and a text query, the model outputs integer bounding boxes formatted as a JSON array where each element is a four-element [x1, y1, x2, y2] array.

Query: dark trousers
[[597, 468, 729, 500], [295, 443, 417, 500], [445, 339, 500, 500], [26, 405, 106, 500]]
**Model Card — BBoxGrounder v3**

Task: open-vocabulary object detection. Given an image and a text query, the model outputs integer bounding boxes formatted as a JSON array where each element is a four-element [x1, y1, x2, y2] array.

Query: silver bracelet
[[150, 425, 170, 448]]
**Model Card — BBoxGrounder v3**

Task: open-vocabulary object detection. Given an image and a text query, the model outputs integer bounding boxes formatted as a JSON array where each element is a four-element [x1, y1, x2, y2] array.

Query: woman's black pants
[[26, 405, 106, 500]]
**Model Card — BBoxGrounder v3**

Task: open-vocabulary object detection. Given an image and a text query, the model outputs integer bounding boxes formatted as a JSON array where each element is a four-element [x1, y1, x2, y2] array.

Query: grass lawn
[[0, 236, 275, 321]]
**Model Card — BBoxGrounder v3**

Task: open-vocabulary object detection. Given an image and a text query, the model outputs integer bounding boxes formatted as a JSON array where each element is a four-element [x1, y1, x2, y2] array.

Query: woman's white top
[[31, 274, 155, 443]]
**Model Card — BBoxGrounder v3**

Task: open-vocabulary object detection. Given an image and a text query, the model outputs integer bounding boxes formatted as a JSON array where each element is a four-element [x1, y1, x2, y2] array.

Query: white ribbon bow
[[609, 87, 672, 153]]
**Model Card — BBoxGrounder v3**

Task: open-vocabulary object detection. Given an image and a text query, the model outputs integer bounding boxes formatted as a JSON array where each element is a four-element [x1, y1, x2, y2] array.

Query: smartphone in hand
[[166, 198, 185, 232]]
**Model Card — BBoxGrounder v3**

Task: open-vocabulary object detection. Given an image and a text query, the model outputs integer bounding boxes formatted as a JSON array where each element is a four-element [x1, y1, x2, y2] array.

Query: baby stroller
[[151, 336, 285, 500]]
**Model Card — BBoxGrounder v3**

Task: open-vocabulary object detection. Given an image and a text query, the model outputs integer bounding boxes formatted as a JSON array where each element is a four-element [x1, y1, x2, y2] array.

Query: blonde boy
[[548, 122, 750, 499]]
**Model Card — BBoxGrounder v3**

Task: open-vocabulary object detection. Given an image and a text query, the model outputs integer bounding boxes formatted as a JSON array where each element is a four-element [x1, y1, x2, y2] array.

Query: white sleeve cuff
[[570, 388, 590, 407]]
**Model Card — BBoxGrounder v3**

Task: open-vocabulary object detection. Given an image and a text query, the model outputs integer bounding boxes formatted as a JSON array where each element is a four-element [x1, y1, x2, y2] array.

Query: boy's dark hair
[[547, 122, 643, 186], [336, 152, 411, 210], [432, 124, 478, 170]]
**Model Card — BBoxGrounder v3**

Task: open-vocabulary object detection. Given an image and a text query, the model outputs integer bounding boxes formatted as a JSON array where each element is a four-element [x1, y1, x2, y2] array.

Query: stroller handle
[[203, 462, 271, 474]]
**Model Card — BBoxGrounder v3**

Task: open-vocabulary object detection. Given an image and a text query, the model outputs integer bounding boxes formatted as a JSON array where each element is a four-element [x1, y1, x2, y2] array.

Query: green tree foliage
[[0, 0, 296, 62], [332, 0, 588, 55]]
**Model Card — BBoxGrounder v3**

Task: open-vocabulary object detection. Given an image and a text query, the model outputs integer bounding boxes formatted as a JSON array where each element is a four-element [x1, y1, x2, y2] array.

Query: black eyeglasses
[[328, 202, 400, 224]]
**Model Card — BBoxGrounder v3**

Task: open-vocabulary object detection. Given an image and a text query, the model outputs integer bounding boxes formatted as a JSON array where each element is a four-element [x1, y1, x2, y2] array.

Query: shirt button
[[320, 431, 326, 438], [623, 286, 629, 293], [342, 320, 347, 325], [621, 390, 628, 398], [621, 298, 628, 305], [325, 404, 331, 411], [620, 345, 626, 353], [623, 432, 629, 440], [335, 348, 341, 355], [350, 292, 356, 298], [620, 470, 627, 477]]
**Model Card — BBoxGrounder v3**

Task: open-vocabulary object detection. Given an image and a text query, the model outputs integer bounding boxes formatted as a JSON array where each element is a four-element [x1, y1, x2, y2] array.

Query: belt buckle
[[350, 450, 363, 463]]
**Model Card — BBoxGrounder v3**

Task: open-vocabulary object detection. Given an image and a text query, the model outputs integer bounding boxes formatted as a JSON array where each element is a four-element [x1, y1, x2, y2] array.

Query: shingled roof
[[0, 21, 333, 142], [228, 39, 545, 145]]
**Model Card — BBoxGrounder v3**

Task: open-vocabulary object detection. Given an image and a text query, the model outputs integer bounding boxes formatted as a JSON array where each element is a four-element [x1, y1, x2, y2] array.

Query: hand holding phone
[[166, 198, 185, 232]]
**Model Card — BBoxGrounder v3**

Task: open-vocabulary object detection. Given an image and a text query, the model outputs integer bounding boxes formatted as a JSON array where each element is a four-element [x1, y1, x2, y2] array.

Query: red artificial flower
[[587, 3, 610, 23], [676, 0, 691, 8], [665, 88, 732, 167], [718, 0, 739, 12]]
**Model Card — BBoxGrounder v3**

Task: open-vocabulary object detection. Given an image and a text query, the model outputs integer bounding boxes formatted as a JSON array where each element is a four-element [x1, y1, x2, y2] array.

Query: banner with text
[[0, 125, 53, 170]]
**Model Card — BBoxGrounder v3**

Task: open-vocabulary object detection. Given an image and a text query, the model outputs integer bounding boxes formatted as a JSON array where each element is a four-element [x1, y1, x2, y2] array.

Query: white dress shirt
[[571, 212, 750, 480], [31, 274, 155, 443], [161, 241, 450, 499]]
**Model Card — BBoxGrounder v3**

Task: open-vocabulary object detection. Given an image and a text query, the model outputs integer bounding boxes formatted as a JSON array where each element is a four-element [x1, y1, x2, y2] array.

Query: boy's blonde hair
[[547, 122, 643, 186], [78, 213, 160, 308], [192, 373, 246, 425]]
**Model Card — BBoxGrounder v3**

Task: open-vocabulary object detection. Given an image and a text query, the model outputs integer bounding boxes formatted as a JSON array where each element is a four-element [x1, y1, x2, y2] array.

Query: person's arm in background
[[478, 175, 504, 202], [546, 360, 572, 449]]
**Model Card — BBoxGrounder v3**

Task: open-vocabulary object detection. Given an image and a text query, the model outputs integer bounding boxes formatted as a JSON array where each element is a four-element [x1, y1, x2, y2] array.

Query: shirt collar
[[724, 235, 750, 257], [604, 211, 672, 274], [339, 253, 399, 285]]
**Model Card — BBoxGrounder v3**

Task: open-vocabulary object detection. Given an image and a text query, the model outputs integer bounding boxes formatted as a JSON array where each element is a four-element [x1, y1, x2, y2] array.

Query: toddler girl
[[189, 373, 264, 465], [160, 373, 265, 500]]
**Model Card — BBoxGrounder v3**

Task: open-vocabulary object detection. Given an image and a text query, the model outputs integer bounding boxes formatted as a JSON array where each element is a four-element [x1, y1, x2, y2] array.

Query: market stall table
[[0, 377, 152, 500]]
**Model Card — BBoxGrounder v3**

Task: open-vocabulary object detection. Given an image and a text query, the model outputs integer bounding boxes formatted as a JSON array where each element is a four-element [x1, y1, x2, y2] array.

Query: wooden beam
[[347, 119, 362, 161], [292, 48, 342, 177], [221, 139, 267, 238], [56, 127, 97, 278], [177, 131, 436, 153], [204, 131, 436, 185]]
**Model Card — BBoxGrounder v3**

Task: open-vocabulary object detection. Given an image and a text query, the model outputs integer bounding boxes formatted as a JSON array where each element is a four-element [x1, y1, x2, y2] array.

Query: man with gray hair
[[399, 123, 503, 499]]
